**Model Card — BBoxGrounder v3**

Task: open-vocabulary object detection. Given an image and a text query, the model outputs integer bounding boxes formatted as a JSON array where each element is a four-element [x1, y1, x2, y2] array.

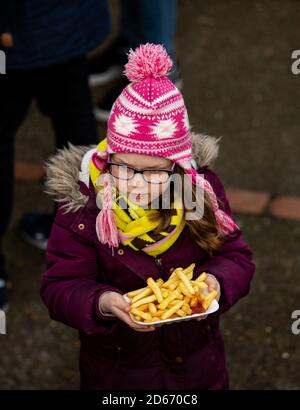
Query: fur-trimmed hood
[[45, 133, 221, 213]]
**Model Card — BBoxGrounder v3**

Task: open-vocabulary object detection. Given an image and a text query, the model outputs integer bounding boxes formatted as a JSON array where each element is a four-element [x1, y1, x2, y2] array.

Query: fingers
[[135, 326, 156, 332], [205, 276, 217, 292], [196, 315, 208, 321], [114, 295, 156, 331], [112, 293, 131, 312], [205, 275, 221, 301], [100, 293, 155, 331], [111, 305, 156, 332]]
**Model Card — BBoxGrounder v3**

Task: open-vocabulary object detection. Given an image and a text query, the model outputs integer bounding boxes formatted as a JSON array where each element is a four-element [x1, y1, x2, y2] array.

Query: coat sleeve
[[41, 215, 123, 336], [195, 168, 256, 314]]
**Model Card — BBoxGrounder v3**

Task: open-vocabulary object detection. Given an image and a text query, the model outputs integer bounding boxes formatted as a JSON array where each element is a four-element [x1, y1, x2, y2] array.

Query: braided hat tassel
[[184, 168, 239, 235], [95, 173, 120, 249]]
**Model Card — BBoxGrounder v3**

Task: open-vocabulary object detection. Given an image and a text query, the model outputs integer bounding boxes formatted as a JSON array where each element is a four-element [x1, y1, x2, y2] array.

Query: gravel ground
[[1, 0, 300, 389]]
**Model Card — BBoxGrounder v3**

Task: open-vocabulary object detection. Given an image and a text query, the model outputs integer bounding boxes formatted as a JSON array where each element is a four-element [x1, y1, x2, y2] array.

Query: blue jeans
[[121, 0, 177, 63]]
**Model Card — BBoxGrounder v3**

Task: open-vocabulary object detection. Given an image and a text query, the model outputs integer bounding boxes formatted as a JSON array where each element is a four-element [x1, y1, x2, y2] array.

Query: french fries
[[127, 263, 218, 324], [147, 277, 163, 303]]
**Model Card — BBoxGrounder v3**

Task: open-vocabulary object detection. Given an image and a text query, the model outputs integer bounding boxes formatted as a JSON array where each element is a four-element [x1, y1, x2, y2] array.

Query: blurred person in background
[[0, 0, 111, 311], [89, 0, 180, 123]]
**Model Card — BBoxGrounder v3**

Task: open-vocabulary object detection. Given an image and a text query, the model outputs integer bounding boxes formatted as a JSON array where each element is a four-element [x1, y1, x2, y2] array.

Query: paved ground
[[1, 0, 300, 389]]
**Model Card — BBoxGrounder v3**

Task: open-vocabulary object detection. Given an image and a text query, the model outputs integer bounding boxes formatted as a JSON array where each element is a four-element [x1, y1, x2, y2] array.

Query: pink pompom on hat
[[107, 43, 191, 169], [93, 43, 239, 248]]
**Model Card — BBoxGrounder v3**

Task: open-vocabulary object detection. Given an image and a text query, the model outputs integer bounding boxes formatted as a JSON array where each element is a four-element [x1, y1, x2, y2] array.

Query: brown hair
[[153, 165, 225, 256]]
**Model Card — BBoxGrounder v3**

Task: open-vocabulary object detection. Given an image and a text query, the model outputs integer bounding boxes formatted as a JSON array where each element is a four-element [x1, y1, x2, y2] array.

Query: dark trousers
[[0, 55, 98, 278]]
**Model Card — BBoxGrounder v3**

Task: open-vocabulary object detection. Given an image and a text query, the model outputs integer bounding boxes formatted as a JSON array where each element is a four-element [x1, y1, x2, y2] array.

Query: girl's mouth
[[132, 192, 147, 201], [129, 191, 149, 202]]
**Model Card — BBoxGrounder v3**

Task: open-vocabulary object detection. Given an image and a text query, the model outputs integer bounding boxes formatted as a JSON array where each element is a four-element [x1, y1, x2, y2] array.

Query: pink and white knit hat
[[93, 43, 239, 247]]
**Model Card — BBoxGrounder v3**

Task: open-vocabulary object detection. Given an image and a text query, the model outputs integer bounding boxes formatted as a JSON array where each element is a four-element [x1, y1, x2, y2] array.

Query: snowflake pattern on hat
[[151, 119, 177, 139], [113, 114, 138, 136]]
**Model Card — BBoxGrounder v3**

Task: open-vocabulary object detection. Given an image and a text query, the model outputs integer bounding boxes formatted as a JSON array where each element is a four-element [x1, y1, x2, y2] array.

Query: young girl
[[41, 44, 255, 390]]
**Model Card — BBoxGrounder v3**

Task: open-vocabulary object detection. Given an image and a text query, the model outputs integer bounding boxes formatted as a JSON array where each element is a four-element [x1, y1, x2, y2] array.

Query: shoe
[[19, 212, 55, 251], [93, 64, 183, 124], [88, 36, 129, 87], [0, 279, 9, 313]]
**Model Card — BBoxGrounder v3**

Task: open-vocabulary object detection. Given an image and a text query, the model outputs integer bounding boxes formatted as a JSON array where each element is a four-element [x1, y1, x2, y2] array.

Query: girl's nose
[[129, 172, 146, 187]]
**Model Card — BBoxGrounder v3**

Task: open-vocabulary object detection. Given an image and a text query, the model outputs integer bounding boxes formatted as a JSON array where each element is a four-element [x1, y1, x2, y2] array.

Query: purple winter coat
[[41, 139, 255, 390]]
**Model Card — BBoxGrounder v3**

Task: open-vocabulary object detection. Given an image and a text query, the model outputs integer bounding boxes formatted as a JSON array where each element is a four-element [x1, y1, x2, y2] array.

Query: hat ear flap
[[183, 167, 239, 235], [95, 173, 119, 249]]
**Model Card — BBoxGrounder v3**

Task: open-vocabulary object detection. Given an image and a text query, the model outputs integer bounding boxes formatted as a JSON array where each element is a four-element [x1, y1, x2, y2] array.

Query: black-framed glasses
[[106, 157, 176, 184]]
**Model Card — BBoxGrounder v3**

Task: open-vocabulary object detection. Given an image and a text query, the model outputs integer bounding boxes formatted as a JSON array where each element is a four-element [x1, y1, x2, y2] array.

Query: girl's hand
[[205, 274, 221, 301], [196, 274, 221, 321], [99, 291, 156, 332]]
